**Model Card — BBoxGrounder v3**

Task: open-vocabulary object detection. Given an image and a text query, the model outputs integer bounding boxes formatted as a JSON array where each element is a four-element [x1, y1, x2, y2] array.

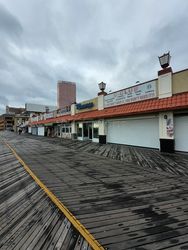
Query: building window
[[66, 127, 69, 133], [93, 123, 99, 139], [62, 123, 71, 134], [58, 126, 61, 136], [77, 123, 83, 137], [78, 128, 82, 137], [77, 124, 82, 137], [83, 123, 88, 137], [93, 127, 99, 138]]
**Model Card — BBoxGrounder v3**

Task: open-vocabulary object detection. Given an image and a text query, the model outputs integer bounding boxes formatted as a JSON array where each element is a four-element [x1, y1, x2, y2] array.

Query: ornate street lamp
[[98, 81, 107, 96], [98, 82, 106, 92], [158, 52, 171, 69]]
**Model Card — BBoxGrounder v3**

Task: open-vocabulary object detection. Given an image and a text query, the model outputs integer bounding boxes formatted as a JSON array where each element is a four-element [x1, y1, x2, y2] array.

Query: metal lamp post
[[98, 82, 107, 96], [158, 52, 171, 69], [98, 82, 106, 92]]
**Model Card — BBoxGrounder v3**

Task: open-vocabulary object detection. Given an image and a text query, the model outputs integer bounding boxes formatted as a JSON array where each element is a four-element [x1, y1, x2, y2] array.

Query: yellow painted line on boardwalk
[[4, 140, 104, 250]]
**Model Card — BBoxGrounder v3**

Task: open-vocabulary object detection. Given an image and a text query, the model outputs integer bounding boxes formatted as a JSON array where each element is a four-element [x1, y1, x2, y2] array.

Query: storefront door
[[83, 123, 93, 140], [174, 115, 188, 152], [88, 124, 92, 139]]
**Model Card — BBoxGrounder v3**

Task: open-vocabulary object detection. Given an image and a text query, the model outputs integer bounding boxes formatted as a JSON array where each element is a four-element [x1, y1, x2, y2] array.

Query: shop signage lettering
[[76, 102, 94, 110], [57, 106, 71, 116], [31, 116, 38, 122], [45, 112, 54, 119], [59, 106, 71, 114], [104, 81, 157, 108]]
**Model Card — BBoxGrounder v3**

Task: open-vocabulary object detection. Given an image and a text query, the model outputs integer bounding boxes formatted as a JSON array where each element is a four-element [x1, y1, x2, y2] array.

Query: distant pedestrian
[[18, 128, 22, 135]]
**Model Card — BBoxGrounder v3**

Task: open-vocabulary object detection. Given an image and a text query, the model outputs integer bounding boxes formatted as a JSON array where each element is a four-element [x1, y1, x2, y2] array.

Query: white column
[[158, 69, 172, 99], [71, 103, 76, 115], [99, 119, 105, 135], [71, 121, 76, 134], [98, 95, 104, 110], [159, 112, 174, 139], [159, 111, 174, 152]]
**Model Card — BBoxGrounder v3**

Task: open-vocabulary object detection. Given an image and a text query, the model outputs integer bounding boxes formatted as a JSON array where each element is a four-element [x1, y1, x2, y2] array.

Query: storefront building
[[30, 60, 188, 153], [72, 98, 99, 142]]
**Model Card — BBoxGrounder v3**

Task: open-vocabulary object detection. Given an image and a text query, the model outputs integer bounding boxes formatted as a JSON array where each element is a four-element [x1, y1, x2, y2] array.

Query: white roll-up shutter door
[[174, 115, 188, 152], [38, 127, 45, 136], [107, 117, 159, 148]]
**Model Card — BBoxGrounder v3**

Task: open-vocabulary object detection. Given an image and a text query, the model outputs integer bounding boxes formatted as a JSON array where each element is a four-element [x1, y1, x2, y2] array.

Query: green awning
[[44, 123, 53, 126]]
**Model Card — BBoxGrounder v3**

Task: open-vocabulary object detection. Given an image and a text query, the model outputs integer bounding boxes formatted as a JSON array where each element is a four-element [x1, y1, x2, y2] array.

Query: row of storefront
[[30, 123, 72, 138], [29, 113, 188, 152], [29, 67, 188, 153]]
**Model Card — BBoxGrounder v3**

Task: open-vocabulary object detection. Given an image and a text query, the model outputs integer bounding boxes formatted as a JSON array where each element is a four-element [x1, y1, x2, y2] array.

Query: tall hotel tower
[[57, 81, 76, 109]]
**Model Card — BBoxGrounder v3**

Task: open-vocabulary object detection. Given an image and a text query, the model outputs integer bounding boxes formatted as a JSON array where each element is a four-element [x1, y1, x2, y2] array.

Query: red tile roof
[[32, 92, 188, 125], [32, 114, 71, 125]]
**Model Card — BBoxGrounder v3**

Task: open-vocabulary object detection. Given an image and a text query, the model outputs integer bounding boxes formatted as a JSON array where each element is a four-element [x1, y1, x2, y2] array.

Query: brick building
[[0, 114, 15, 131], [0, 106, 26, 131], [57, 81, 76, 109]]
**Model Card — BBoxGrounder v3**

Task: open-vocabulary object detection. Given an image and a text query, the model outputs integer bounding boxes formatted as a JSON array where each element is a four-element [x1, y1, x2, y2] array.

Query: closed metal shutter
[[174, 115, 188, 152], [107, 117, 159, 148], [38, 127, 45, 136]]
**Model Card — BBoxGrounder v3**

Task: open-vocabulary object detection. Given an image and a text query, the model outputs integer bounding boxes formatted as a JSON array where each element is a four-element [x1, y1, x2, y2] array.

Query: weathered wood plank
[[2, 131, 188, 249], [0, 140, 94, 250]]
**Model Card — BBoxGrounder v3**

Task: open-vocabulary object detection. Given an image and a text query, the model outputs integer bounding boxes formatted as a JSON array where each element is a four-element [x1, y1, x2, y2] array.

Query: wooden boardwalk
[[2, 132, 188, 249], [0, 139, 92, 250], [26, 134, 188, 176]]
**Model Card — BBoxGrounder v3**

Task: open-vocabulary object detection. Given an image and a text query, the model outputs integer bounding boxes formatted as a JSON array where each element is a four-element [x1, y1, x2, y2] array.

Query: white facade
[[158, 72, 172, 99], [38, 127, 45, 136], [107, 116, 159, 148], [98, 95, 105, 110], [174, 115, 188, 152]]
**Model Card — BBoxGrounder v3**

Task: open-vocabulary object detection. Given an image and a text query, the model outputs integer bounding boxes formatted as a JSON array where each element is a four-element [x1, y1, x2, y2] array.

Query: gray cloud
[[0, 95, 9, 114], [110, 2, 188, 89], [0, 3, 23, 39], [0, 0, 188, 114]]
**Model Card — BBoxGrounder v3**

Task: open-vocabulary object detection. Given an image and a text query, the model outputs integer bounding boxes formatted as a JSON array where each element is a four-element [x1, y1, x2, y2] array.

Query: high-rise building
[[57, 81, 76, 109]]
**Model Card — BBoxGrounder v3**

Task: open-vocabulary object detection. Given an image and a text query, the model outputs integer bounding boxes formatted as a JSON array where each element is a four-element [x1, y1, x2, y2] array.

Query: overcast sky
[[0, 0, 188, 114]]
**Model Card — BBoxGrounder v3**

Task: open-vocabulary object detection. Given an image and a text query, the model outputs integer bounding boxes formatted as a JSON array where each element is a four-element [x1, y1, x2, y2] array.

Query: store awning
[[44, 123, 53, 126]]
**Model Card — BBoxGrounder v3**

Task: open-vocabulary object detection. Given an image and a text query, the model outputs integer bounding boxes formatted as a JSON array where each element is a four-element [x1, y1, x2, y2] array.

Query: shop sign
[[57, 106, 71, 116], [38, 114, 44, 121], [30, 116, 38, 122], [44, 112, 54, 119], [76, 98, 98, 113], [76, 102, 94, 110], [104, 80, 157, 108]]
